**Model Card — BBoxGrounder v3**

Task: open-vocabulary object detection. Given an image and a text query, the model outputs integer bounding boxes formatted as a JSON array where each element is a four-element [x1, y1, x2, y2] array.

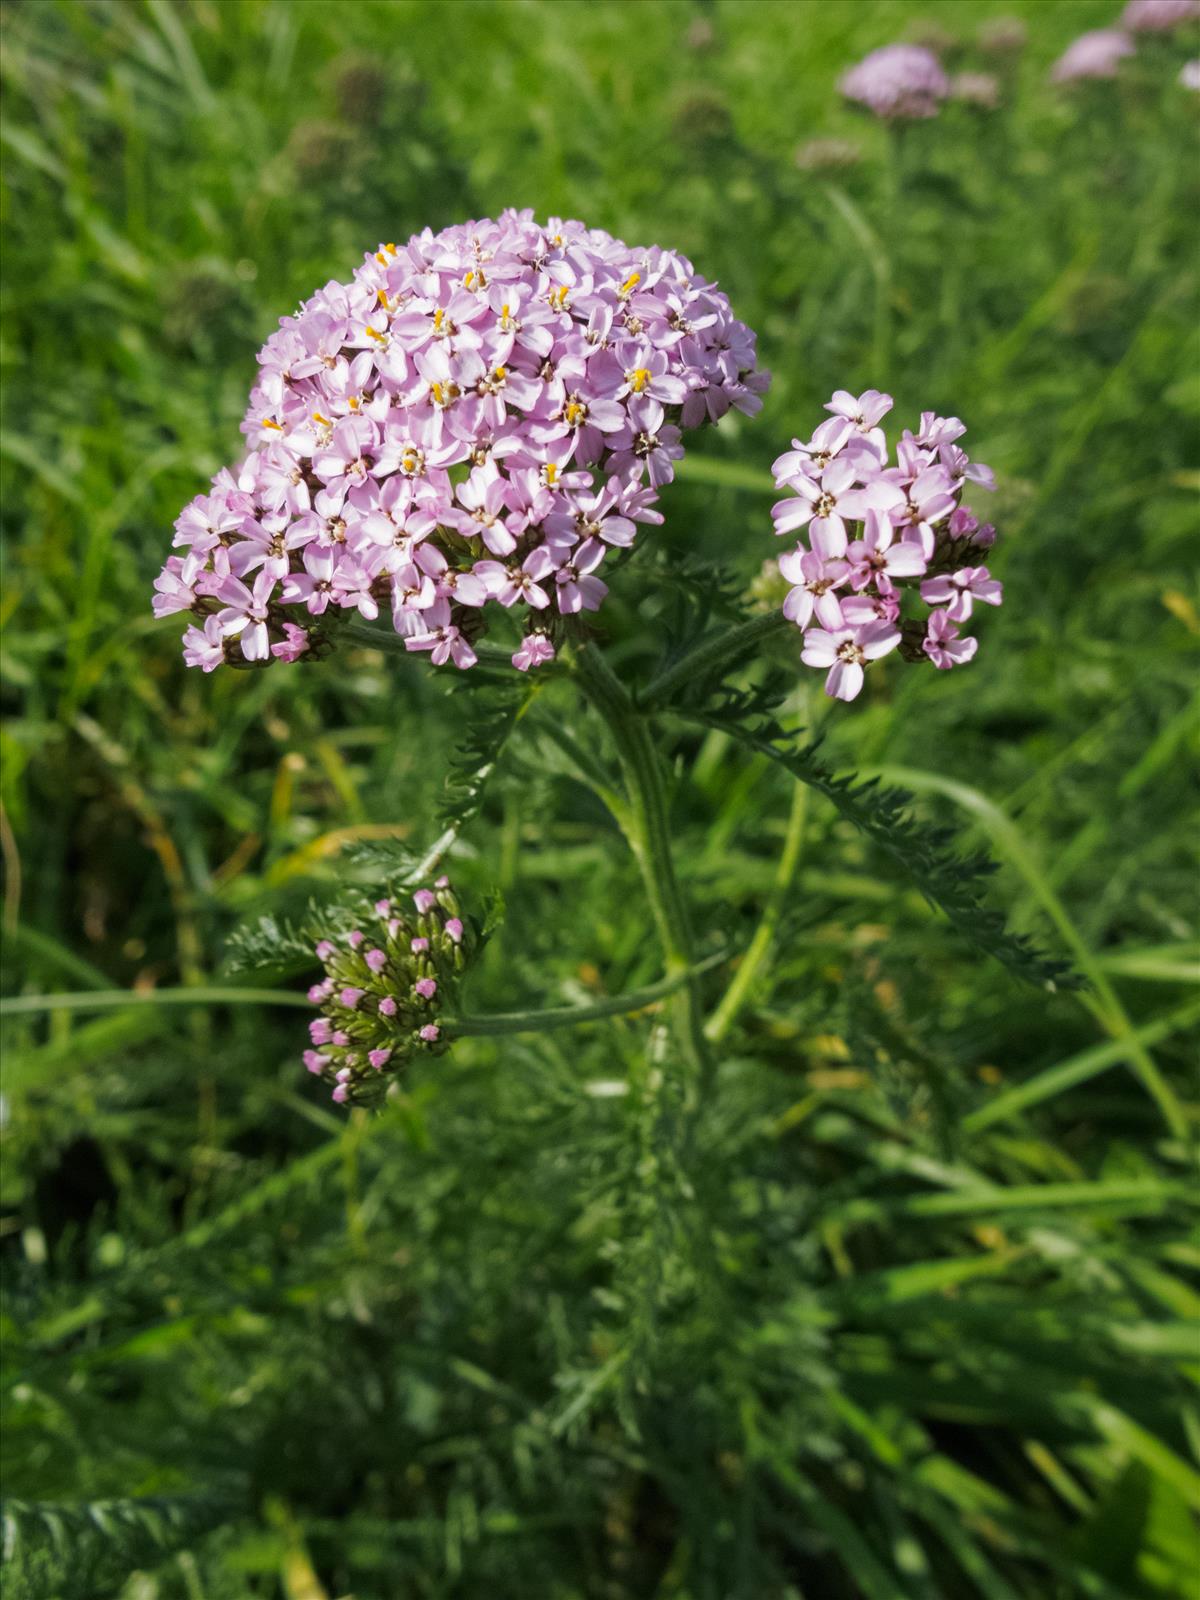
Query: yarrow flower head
[[1121, 0, 1199, 32], [839, 44, 950, 120], [1050, 30, 1136, 83], [772, 391, 1002, 701], [156, 210, 768, 674], [302, 877, 475, 1106]]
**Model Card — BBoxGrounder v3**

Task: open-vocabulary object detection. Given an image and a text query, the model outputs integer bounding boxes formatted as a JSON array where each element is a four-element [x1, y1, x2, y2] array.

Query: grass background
[[1, 1, 1198, 1596]]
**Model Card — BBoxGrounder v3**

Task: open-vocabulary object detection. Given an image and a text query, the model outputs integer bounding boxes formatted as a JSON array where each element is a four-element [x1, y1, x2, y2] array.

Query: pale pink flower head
[[772, 456, 902, 557], [771, 390, 1004, 702], [840, 44, 950, 120], [846, 509, 928, 592], [157, 211, 768, 676], [271, 621, 310, 662], [1121, 0, 1199, 32], [779, 547, 849, 631], [1050, 30, 1136, 83], [181, 616, 226, 674], [924, 610, 979, 670], [920, 566, 1003, 622], [512, 633, 556, 672], [801, 619, 900, 702], [1181, 58, 1200, 87]]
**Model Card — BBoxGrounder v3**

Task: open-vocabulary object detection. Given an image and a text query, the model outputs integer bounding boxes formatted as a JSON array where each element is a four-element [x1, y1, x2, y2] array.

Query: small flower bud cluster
[[155, 209, 767, 677], [772, 390, 1002, 702], [839, 44, 950, 120], [303, 879, 470, 1106]]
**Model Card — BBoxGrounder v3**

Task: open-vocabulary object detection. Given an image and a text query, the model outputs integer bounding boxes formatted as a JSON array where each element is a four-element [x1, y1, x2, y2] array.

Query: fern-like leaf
[[1, 1493, 241, 1600], [222, 911, 313, 977], [683, 681, 1075, 989], [438, 677, 534, 830]]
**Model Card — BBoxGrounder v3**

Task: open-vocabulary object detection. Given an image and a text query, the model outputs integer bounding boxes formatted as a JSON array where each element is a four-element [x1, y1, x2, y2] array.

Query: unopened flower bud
[[413, 890, 436, 914], [414, 978, 437, 1000], [365, 948, 387, 972]]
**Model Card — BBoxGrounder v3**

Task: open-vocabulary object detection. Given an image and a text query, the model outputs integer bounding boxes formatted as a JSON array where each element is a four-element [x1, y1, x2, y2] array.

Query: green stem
[[449, 951, 728, 1036], [1, 958, 729, 1035], [706, 778, 808, 1043], [638, 613, 788, 710], [573, 643, 713, 1084], [0, 987, 314, 1017]]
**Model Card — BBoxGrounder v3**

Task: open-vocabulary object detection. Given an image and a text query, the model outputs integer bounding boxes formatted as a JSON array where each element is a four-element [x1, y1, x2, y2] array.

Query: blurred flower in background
[[839, 43, 950, 120], [1120, 0, 1200, 32], [1050, 29, 1137, 83]]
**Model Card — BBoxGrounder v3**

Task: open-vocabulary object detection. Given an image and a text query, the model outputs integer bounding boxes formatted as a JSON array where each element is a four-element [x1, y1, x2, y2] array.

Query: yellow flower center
[[627, 367, 652, 393]]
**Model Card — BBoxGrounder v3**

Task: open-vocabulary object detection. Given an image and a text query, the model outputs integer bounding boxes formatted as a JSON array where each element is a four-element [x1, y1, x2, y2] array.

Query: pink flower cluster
[[1051, 1, 1197, 83], [839, 44, 950, 119], [155, 210, 767, 675], [1121, 0, 1199, 31], [304, 878, 469, 1106], [772, 391, 1002, 702], [1050, 29, 1136, 82]]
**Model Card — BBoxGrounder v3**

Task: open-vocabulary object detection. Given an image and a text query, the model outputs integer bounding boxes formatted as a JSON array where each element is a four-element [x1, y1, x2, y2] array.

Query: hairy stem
[[706, 778, 808, 1043], [637, 612, 788, 709], [573, 642, 714, 1085]]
